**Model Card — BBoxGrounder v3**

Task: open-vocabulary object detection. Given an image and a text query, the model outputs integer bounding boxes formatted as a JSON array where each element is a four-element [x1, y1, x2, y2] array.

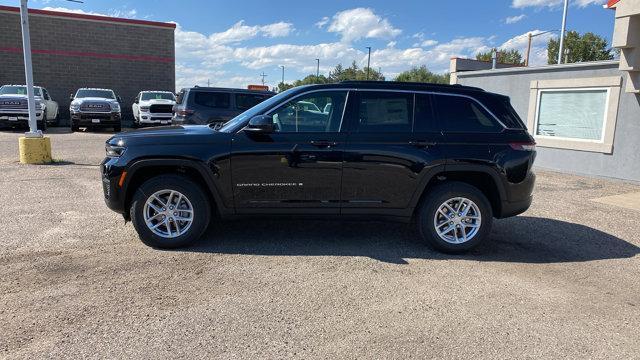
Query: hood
[[0, 94, 44, 101], [72, 97, 118, 104], [108, 125, 227, 147]]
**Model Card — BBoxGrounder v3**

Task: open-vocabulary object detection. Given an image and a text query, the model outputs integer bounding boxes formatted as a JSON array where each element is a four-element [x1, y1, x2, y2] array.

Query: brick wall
[[0, 10, 175, 125]]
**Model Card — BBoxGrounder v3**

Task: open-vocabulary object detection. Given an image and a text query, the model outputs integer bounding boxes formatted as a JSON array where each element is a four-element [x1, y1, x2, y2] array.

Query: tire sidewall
[[130, 175, 210, 248], [418, 182, 493, 253]]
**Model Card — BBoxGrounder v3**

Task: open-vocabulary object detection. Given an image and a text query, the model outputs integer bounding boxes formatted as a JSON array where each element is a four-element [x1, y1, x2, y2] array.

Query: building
[[451, 0, 640, 182], [0, 5, 175, 125]]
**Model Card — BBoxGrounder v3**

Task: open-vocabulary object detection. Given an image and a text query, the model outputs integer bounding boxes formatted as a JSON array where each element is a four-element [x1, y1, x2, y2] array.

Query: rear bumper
[[498, 171, 536, 218]]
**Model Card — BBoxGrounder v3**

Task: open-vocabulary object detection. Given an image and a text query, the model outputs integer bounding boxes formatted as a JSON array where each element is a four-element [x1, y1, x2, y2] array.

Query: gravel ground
[[1, 128, 639, 359]]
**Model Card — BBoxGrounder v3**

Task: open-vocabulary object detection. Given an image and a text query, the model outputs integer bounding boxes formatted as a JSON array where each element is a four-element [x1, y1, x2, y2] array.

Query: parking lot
[[1, 128, 639, 358]]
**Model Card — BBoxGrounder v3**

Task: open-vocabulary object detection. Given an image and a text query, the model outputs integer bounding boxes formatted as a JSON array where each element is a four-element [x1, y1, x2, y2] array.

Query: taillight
[[509, 141, 536, 151], [176, 109, 194, 116]]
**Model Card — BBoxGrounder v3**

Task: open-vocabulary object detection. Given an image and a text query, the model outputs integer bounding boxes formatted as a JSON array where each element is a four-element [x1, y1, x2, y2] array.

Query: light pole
[[279, 65, 284, 85], [525, 30, 558, 67], [365, 47, 371, 80], [315, 58, 320, 81], [557, 0, 569, 64], [19, 0, 39, 137]]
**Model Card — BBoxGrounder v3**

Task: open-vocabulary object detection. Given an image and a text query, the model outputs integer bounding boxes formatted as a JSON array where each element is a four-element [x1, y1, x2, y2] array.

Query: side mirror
[[69, 93, 74, 101], [117, 95, 122, 103], [134, 98, 139, 104], [245, 115, 274, 133]]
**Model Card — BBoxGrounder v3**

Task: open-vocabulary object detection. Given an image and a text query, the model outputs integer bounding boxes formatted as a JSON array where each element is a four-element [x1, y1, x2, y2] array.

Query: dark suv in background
[[172, 86, 275, 128], [102, 81, 536, 253]]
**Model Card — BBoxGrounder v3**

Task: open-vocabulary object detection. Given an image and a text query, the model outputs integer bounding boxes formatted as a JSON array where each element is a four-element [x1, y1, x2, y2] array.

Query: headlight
[[70, 104, 80, 112], [106, 139, 126, 157], [38, 102, 46, 110], [111, 103, 121, 112], [140, 106, 150, 112]]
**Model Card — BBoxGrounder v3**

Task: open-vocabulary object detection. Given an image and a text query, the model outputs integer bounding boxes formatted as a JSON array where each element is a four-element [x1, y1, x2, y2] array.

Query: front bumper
[[0, 110, 44, 124], [139, 112, 173, 125], [101, 156, 126, 214], [72, 111, 121, 127]]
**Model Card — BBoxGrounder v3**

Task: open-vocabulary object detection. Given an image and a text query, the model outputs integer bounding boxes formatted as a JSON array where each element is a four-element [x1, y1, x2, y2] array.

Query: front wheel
[[417, 182, 493, 253], [130, 175, 211, 248]]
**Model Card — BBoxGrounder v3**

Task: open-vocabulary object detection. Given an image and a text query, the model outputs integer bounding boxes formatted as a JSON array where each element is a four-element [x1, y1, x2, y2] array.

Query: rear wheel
[[130, 175, 211, 248], [417, 182, 493, 253], [37, 119, 47, 131]]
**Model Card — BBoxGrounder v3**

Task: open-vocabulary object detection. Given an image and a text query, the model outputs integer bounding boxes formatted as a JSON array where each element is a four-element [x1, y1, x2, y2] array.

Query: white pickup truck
[[132, 91, 176, 127], [0, 85, 59, 130]]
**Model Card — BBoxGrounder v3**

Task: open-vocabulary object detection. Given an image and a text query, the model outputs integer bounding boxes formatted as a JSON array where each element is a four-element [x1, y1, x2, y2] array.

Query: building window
[[535, 89, 609, 141], [527, 76, 622, 154]]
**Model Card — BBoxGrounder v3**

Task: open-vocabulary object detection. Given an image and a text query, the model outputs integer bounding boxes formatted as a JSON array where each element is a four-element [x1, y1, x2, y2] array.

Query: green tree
[[547, 31, 613, 64], [475, 48, 524, 65], [394, 66, 450, 84], [328, 61, 385, 82]]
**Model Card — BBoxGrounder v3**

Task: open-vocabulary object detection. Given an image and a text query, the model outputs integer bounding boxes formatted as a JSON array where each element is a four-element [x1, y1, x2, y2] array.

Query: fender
[[123, 157, 232, 217]]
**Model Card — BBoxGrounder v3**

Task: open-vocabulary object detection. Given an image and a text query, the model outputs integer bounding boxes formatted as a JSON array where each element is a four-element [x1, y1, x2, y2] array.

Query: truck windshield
[[218, 87, 301, 133], [141, 92, 175, 101], [0, 86, 42, 97], [75, 89, 115, 99]]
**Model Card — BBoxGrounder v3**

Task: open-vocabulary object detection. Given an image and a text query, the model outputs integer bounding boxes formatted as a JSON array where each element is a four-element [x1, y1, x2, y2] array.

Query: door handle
[[408, 140, 436, 148], [310, 140, 337, 147]]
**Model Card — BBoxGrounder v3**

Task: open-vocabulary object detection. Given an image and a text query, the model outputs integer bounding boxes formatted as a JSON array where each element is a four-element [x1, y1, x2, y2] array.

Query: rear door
[[341, 91, 444, 214], [230, 90, 349, 213]]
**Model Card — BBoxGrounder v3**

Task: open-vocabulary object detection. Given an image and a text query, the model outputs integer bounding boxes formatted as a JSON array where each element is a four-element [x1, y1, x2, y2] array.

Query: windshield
[[218, 87, 301, 132], [0, 86, 42, 97], [141, 92, 175, 101], [75, 89, 115, 99]]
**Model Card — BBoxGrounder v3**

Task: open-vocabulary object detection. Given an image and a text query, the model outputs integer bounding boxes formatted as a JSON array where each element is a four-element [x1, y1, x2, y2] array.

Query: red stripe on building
[[0, 47, 174, 63], [0, 5, 175, 29]]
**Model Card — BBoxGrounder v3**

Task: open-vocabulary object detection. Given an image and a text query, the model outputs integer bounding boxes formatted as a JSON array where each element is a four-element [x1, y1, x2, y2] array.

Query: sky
[[3, 0, 616, 90]]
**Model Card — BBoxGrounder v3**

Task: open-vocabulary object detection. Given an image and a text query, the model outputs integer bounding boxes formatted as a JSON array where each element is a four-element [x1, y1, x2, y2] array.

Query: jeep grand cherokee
[[101, 81, 536, 253]]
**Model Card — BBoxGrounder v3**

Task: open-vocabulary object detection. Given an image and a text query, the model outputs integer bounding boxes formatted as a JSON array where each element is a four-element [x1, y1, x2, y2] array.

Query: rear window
[[477, 94, 526, 129], [193, 91, 230, 109], [235, 93, 270, 110], [434, 94, 500, 133], [357, 91, 413, 133]]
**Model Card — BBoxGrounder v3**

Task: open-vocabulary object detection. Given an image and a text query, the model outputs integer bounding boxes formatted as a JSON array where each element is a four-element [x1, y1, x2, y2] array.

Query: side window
[[356, 91, 412, 133], [194, 91, 230, 109], [269, 91, 347, 133], [414, 94, 437, 132], [435, 94, 500, 133], [236, 93, 269, 110]]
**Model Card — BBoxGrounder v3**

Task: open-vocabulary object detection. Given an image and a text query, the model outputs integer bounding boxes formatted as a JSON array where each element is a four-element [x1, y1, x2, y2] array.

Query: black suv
[[101, 82, 536, 253], [172, 86, 275, 128]]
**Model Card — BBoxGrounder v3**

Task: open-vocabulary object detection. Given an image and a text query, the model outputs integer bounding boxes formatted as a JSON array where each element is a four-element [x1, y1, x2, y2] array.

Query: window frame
[[526, 76, 622, 154], [265, 89, 350, 133]]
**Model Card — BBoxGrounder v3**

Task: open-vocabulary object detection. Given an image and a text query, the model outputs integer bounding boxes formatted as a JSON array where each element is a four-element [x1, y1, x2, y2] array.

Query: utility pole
[[279, 65, 284, 85], [315, 58, 320, 81], [19, 0, 39, 137], [365, 47, 371, 80], [260, 72, 267, 86], [525, 30, 559, 67], [558, 0, 569, 64]]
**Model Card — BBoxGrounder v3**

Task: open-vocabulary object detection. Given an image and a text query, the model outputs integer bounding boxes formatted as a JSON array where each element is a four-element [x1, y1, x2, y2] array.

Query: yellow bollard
[[19, 136, 52, 164]]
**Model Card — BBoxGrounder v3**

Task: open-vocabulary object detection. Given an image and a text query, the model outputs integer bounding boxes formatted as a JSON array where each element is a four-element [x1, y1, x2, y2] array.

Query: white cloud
[[505, 14, 526, 24], [261, 22, 295, 37], [315, 16, 330, 29], [327, 8, 401, 43], [419, 39, 439, 47], [498, 30, 556, 65], [512, 0, 606, 8], [208, 20, 294, 44]]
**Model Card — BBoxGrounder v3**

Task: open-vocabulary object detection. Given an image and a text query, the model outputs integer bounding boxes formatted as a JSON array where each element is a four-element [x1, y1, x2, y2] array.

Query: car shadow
[[185, 216, 640, 264]]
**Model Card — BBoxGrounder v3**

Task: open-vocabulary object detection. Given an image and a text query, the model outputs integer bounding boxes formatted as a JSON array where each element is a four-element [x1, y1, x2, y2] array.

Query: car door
[[230, 90, 350, 214], [341, 91, 445, 215]]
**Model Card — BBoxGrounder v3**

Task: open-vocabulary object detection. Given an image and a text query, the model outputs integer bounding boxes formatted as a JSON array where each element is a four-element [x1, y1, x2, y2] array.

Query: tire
[[114, 124, 122, 132], [417, 181, 493, 253], [37, 119, 47, 131], [130, 175, 211, 249], [71, 121, 79, 132]]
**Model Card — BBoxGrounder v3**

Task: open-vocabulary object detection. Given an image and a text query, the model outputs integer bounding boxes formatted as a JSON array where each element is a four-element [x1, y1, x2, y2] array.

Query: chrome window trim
[[237, 86, 516, 133]]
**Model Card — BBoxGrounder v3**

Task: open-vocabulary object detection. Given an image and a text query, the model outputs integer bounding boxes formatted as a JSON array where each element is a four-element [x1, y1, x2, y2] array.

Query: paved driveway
[[1, 128, 639, 359]]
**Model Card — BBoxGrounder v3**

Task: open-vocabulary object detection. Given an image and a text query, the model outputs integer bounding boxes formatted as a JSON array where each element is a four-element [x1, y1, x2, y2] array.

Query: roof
[[2, 84, 42, 88], [77, 88, 115, 91], [183, 86, 276, 94], [140, 90, 175, 93], [0, 5, 175, 29], [336, 80, 485, 92]]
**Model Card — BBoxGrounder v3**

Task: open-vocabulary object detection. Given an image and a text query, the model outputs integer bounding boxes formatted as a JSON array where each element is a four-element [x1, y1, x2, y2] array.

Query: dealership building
[[0, 5, 175, 124]]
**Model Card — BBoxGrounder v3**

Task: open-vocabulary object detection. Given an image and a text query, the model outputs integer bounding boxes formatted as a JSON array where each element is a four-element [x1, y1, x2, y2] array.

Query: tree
[[547, 31, 613, 64], [394, 66, 450, 84], [328, 61, 385, 82], [475, 48, 524, 65]]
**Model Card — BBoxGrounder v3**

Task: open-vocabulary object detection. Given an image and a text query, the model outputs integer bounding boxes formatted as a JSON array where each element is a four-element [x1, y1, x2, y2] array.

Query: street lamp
[[315, 58, 320, 81], [279, 65, 285, 85], [558, 0, 569, 64], [365, 47, 371, 80], [524, 30, 559, 67]]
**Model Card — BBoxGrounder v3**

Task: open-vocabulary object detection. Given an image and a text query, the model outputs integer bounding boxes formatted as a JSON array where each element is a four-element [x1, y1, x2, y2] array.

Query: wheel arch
[[122, 158, 227, 220]]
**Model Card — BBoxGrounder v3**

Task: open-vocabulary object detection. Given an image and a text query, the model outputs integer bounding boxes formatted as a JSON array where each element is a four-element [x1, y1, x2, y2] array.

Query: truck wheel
[[114, 124, 122, 132], [130, 175, 211, 249], [71, 121, 79, 132], [417, 181, 493, 253], [37, 119, 47, 131]]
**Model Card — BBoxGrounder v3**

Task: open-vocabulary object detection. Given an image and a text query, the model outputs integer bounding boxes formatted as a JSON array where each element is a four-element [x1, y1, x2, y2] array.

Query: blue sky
[[5, 0, 616, 90]]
